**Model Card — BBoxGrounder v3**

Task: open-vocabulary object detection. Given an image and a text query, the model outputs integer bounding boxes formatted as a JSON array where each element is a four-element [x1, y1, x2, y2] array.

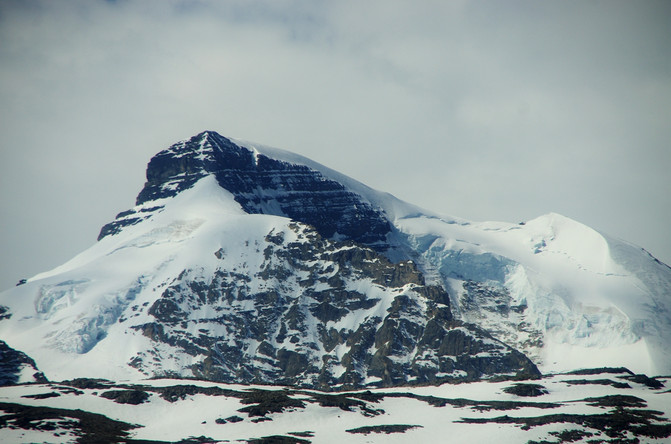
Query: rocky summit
[[99, 131, 391, 246]]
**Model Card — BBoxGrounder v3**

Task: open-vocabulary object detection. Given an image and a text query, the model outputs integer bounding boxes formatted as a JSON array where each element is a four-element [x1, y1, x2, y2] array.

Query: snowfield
[[0, 369, 669, 443]]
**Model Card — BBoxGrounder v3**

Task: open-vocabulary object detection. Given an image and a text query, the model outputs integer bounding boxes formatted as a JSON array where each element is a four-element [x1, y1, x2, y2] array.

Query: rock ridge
[[99, 131, 391, 245]]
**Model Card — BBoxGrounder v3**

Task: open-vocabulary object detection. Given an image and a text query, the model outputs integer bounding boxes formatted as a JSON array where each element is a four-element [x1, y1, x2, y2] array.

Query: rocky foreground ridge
[[2, 368, 670, 443]]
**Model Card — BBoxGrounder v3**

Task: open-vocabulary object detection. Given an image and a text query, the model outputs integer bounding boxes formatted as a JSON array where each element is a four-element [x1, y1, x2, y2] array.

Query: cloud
[[1, 0, 670, 289]]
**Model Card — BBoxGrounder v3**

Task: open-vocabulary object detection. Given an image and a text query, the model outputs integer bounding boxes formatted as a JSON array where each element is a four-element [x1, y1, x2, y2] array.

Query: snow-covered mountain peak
[[2, 131, 671, 443], [1, 130, 670, 388]]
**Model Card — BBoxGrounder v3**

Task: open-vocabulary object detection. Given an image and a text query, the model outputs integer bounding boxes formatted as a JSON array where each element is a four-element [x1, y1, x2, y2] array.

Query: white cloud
[[0, 0, 669, 289]]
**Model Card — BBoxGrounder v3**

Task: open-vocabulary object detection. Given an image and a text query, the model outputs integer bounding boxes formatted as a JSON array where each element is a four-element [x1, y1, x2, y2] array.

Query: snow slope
[[0, 176, 252, 381]]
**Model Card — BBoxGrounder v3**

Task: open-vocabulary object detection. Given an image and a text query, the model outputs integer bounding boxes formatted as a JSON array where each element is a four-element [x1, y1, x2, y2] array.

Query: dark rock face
[[0, 306, 11, 321], [503, 383, 549, 397], [129, 222, 539, 390], [97, 206, 163, 240], [0, 340, 47, 386], [100, 131, 391, 245], [99, 389, 150, 405]]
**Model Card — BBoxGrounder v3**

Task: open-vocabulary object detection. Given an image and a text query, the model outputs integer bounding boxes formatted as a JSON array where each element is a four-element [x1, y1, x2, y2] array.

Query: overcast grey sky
[[1, 0, 670, 291]]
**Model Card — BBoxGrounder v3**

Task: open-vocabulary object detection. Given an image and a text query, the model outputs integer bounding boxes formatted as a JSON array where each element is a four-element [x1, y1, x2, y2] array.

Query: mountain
[[1, 130, 670, 390]]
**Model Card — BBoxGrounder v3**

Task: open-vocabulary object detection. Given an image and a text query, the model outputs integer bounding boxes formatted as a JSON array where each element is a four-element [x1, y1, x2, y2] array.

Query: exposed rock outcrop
[[100, 131, 391, 245], [129, 222, 538, 390]]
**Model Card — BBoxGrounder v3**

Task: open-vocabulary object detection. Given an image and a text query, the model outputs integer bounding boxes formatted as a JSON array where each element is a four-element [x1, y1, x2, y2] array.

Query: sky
[[1, 0, 670, 291]]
